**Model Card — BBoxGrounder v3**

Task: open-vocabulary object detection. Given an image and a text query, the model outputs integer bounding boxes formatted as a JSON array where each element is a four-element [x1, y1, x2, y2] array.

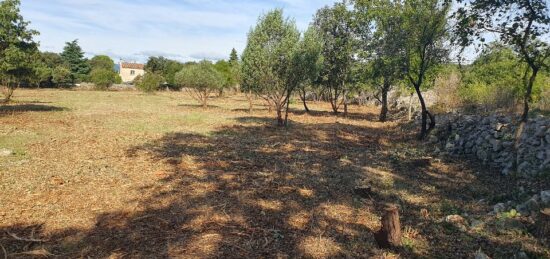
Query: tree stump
[[537, 208, 550, 239], [374, 204, 402, 248]]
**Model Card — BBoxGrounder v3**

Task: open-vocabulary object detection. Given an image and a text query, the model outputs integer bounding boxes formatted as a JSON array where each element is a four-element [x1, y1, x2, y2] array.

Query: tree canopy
[[61, 40, 90, 84], [241, 9, 301, 126], [0, 0, 39, 101]]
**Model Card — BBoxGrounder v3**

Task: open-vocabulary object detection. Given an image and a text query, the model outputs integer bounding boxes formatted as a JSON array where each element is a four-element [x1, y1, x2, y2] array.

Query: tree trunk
[[521, 67, 538, 123], [374, 204, 402, 249], [379, 81, 390, 122], [300, 88, 310, 113], [414, 86, 434, 140], [537, 208, 550, 239], [407, 92, 414, 121], [330, 86, 340, 114], [343, 85, 348, 118], [515, 67, 538, 149], [283, 89, 292, 127], [247, 90, 253, 113], [276, 106, 284, 127]]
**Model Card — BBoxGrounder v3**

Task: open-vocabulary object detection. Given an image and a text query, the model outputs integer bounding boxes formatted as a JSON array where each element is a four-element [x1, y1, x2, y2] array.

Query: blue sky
[[21, 0, 336, 63]]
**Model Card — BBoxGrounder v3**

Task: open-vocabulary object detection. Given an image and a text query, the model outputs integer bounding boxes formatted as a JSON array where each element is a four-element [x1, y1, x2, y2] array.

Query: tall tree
[[402, 0, 450, 139], [0, 0, 39, 102], [454, 0, 550, 123], [313, 2, 356, 115], [241, 9, 300, 126], [61, 39, 90, 84], [229, 48, 239, 66], [355, 0, 407, 122], [293, 26, 324, 113]]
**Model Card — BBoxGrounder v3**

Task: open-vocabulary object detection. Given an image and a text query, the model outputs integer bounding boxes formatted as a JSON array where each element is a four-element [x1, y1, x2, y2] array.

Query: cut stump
[[375, 204, 402, 248], [537, 208, 550, 239]]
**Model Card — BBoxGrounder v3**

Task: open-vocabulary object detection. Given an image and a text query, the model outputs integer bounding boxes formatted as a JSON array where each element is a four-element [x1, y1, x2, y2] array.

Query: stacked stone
[[431, 114, 550, 176]]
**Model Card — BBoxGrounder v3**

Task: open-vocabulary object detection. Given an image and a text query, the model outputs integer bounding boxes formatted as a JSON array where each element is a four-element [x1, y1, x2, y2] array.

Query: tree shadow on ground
[[0, 116, 547, 258], [177, 104, 221, 109], [0, 104, 67, 114], [289, 108, 383, 122]]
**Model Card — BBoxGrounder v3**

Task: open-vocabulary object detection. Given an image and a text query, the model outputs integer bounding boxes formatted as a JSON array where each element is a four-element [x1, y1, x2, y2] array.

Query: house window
[[130, 70, 135, 75]]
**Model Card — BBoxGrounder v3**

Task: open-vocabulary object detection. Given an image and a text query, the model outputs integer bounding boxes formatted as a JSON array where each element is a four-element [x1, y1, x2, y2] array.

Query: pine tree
[[61, 39, 90, 84], [229, 48, 239, 66]]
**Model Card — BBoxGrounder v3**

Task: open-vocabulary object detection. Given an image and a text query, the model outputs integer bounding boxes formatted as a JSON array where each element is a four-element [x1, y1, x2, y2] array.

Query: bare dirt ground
[[1, 89, 548, 258]]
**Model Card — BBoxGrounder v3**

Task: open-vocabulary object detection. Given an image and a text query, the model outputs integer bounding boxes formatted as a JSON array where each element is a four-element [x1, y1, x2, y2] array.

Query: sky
[[21, 0, 336, 63]]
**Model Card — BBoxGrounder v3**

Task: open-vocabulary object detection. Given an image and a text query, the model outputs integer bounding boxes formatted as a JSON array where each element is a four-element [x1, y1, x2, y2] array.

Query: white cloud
[[21, 0, 337, 62]]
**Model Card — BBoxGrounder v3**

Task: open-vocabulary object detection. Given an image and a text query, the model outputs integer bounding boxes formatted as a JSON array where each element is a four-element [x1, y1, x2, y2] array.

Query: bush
[[52, 66, 72, 87], [90, 69, 120, 90], [136, 73, 163, 93], [175, 61, 224, 107]]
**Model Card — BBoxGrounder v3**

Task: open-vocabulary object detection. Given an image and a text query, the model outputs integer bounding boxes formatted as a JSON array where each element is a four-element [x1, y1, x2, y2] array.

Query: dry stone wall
[[429, 114, 550, 176]]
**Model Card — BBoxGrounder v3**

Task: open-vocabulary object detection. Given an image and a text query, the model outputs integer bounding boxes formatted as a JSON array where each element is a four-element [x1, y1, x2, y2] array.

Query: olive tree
[[175, 61, 225, 108], [241, 9, 300, 126]]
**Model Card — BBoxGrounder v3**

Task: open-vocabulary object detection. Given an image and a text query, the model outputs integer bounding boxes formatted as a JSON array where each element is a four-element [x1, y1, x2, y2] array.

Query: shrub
[[175, 61, 224, 107], [90, 69, 120, 90], [136, 73, 163, 93], [52, 66, 72, 87]]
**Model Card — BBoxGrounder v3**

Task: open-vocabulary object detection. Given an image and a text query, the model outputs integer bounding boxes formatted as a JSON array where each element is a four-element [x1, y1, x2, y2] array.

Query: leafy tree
[[88, 55, 120, 89], [89, 55, 115, 71], [355, 0, 407, 122], [40, 52, 64, 68], [401, 0, 450, 139], [52, 66, 72, 87], [0, 0, 39, 102], [175, 61, 225, 108], [136, 73, 163, 93], [164, 60, 184, 88], [241, 9, 301, 126], [293, 26, 324, 113], [61, 39, 90, 84], [454, 0, 550, 123], [145, 56, 169, 74], [313, 2, 355, 115], [145, 57, 183, 88], [214, 60, 232, 94]]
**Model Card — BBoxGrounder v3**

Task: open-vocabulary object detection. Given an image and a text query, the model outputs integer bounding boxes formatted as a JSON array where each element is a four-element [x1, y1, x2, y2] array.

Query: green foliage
[[175, 61, 225, 107], [145, 56, 183, 88], [454, 0, 550, 121], [0, 0, 39, 101], [90, 69, 120, 90], [313, 2, 355, 113], [213, 60, 232, 88], [52, 66, 72, 87], [241, 9, 300, 126], [229, 48, 239, 66], [90, 55, 115, 71], [61, 40, 90, 84], [136, 73, 163, 93]]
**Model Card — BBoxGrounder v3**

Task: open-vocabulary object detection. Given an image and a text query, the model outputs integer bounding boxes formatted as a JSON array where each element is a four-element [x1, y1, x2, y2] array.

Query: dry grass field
[[1, 89, 548, 258]]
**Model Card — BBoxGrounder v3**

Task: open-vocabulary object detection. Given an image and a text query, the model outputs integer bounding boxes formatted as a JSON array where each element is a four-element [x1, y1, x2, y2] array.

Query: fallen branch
[[7, 232, 48, 242]]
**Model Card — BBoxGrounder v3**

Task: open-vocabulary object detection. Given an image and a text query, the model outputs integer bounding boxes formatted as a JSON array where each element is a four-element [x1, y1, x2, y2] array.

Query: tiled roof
[[121, 63, 145, 69]]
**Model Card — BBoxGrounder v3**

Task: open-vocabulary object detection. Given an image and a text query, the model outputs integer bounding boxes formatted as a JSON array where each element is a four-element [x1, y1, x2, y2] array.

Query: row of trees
[[0, 0, 123, 100], [239, 0, 550, 139]]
